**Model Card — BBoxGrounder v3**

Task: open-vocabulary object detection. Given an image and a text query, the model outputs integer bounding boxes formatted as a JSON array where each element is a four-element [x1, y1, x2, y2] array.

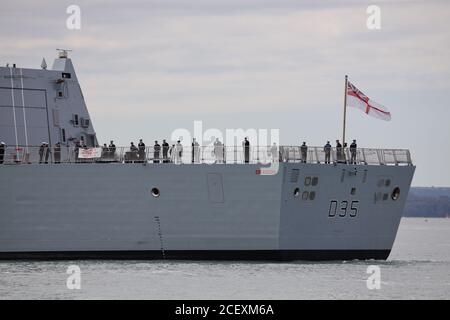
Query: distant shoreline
[[404, 187, 450, 217]]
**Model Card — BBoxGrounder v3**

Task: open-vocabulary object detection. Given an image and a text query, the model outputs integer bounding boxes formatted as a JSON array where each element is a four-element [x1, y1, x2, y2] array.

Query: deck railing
[[0, 145, 413, 166]]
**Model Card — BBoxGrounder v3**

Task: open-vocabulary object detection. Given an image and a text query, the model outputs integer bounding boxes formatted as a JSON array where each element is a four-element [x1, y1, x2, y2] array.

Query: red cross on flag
[[346, 81, 391, 121]]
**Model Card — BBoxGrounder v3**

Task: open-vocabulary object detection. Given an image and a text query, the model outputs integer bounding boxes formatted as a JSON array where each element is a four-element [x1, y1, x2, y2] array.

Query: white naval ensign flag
[[346, 81, 391, 121]]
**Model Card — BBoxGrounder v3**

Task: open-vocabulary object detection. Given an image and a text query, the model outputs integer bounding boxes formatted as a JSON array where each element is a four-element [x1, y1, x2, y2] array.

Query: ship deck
[[0, 145, 412, 166]]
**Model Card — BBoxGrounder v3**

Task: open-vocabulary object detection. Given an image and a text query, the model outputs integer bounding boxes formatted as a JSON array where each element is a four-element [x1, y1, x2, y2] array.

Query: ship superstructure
[[0, 50, 97, 149]]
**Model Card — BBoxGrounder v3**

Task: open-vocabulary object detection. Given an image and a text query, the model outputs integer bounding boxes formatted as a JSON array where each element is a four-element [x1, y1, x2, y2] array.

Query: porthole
[[151, 187, 160, 198], [391, 187, 400, 201], [293, 187, 300, 198], [309, 191, 316, 200], [304, 177, 311, 186], [385, 179, 391, 187], [312, 177, 318, 186], [302, 191, 309, 200], [351, 187, 356, 195]]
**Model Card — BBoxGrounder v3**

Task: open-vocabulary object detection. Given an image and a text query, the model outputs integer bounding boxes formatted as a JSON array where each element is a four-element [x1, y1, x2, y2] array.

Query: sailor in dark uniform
[[350, 139, 357, 164], [324, 141, 331, 164], [39, 142, 46, 164], [300, 142, 308, 163], [138, 139, 146, 163], [79, 137, 87, 150], [54, 142, 61, 164], [153, 140, 161, 163], [126, 142, 137, 163], [0, 142, 5, 164], [108, 140, 116, 159], [162, 139, 169, 163], [336, 140, 343, 163], [213, 138, 224, 163], [191, 138, 198, 163], [101, 143, 109, 159], [44, 143, 50, 164], [243, 137, 250, 163]]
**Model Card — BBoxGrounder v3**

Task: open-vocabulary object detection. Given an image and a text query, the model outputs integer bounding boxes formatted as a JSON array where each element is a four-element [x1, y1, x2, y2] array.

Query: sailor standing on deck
[[130, 142, 138, 152], [108, 140, 116, 159], [175, 140, 183, 164], [101, 143, 109, 159], [324, 141, 331, 164], [169, 144, 175, 163], [191, 138, 195, 163], [138, 139, 146, 163], [192, 138, 200, 163], [336, 140, 343, 163], [54, 142, 61, 164], [350, 139, 357, 164], [154, 140, 161, 163], [214, 138, 224, 163], [44, 143, 50, 164], [130, 142, 138, 162], [300, 142, 308, 163], [0, 142, 5, 164], [162, 139, 169, 163], [243, 137, 250, 163], [269, 142, 278, 162], [39, 142, 46, 164], [80, 137, 87, 149]]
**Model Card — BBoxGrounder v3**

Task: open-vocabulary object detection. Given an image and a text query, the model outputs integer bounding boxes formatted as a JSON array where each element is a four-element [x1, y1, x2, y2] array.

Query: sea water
[[0, 218, 449, 299]]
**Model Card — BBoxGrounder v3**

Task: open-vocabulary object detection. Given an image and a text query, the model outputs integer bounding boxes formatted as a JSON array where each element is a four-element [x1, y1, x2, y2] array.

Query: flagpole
[[342, 75, 348, 146]]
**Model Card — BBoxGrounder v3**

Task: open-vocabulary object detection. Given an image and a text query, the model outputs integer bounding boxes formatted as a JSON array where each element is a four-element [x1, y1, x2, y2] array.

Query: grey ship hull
[[0, 162, 415, 261], [0, 54, 415, 260]]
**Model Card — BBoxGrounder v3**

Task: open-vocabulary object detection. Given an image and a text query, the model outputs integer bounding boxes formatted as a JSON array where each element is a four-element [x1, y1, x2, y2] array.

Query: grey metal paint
[[279, 163, 415, 251], [0, 162, 414, 254], [0, 58, 97, 147], [0, 53, 415, 258]]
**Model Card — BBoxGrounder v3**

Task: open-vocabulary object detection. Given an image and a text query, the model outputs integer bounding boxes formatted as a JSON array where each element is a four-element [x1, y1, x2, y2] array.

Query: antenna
[[56, 48, 72, 59], [41, 58, 47, 70]]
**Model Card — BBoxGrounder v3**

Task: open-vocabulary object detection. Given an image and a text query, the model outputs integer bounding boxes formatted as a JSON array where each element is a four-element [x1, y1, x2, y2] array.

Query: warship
[[0, 51, 415, 260]]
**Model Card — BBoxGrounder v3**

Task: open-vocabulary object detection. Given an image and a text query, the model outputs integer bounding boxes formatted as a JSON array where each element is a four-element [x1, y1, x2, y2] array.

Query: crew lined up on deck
[[99, 138, 357, 164], [97, 138, 251, 164], [0, 138, 358, 164]]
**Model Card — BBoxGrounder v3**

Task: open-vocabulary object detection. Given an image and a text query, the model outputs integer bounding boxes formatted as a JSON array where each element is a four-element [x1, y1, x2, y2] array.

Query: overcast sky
[[1, 0, 450, 186]]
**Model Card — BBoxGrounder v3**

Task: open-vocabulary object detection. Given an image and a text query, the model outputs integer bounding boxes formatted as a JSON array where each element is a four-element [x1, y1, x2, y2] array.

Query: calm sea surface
[[0, 218, 449, 299]]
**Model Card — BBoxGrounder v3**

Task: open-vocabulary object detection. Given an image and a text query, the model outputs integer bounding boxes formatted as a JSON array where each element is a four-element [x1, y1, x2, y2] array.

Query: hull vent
[[290, 169, 299, 183]]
